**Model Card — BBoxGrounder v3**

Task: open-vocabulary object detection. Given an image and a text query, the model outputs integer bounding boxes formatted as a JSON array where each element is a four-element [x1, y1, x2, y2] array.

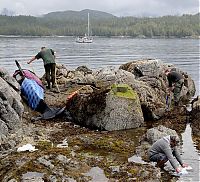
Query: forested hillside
[[0, 9, 199, 38]]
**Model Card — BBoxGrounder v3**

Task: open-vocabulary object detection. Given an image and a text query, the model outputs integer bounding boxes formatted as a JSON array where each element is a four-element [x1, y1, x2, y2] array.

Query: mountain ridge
[[43, 9, 116, 21]]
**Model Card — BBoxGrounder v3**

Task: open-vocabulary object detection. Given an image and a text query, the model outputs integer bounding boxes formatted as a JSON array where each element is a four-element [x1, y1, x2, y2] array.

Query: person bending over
[[148, 135, 188, 173], [165, 69, 184, 106], [28, 47, 56, 89]]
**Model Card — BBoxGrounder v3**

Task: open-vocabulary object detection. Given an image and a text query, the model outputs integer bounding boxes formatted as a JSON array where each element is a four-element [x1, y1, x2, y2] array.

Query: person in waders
[[27, 47, 56, 89], [148, 136, 188, 173], [165, 69, 184, 106]]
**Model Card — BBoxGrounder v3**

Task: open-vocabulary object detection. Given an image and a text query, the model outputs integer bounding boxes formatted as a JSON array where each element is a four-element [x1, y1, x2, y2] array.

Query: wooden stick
[[55, 64, 60, 93]]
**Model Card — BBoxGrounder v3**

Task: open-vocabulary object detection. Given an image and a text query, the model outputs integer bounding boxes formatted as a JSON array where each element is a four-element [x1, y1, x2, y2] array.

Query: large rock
[[61, 60, 195, 123], [0, 69, 23, 136], [94, 66, 166, 120], [94, 67, 135, 87], [120, 59, 196, 118], [183, 75, 196, 98], [120, 59, 196, 98], [129, 78, 166, 120], [191, 96, 200, 111], [190, 96, 200, 136], [75, 65, 92, 75], [61, 60, 195, 122], [146, 125, 179, 144], [0, 119, 9, 143], [51, 64, 95, 85], [0, 69, 24, 148], [67, 84, 144, 131], [91, 84, 144, 131], [119, 59, 166, 78], [0, 67, 20, 91]]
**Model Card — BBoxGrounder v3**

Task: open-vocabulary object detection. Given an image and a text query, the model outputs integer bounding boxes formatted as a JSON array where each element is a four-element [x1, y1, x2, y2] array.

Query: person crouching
[[148, 135, 188, 173]]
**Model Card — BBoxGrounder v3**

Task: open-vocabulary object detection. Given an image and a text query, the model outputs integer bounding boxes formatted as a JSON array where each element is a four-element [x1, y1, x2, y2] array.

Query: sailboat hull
[[76, 37, 93, 43]]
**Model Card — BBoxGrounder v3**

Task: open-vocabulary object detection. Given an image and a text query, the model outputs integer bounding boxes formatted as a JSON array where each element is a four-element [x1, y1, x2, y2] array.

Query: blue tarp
[[21, 78, 44, 110]]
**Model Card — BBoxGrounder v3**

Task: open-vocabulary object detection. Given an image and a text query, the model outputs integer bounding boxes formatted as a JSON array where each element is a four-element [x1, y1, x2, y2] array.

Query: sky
[[0, 0, 199, 17]]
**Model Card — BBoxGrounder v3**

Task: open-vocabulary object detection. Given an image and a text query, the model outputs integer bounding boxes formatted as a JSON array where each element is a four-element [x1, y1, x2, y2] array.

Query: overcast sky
[[0, 0, 199, 17]]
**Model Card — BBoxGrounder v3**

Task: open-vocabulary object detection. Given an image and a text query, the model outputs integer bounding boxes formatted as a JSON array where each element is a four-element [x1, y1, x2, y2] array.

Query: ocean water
[[0, 36, 199, 94]]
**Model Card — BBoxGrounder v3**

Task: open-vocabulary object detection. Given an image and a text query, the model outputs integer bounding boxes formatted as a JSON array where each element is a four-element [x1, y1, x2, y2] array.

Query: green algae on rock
[[111, 83, 138, 100]]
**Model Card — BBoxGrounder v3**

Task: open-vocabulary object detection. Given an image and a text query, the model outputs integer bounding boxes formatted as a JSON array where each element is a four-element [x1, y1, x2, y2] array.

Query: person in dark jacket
[[165, 69, 184, 106], [148, 135, 188, 173], [28, 47, 56, 89]]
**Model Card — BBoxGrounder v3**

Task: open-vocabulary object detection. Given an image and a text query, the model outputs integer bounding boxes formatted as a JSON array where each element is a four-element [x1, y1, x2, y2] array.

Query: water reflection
[[178, 124, 200, 182], [84, 166, 109, 182]]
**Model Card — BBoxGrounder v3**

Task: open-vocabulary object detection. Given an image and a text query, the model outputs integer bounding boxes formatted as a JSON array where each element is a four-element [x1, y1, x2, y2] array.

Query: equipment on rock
[[165, 92, 172, 111], [54, 64, 60, 93], [14, 60, 44, 88], [31, 106, 66, 121], [14, 60, 66, 120], [66, 86, 88, 107]]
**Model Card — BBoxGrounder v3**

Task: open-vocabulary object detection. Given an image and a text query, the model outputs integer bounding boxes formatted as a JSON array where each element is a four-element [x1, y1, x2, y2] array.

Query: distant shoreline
[[0, 35, 199, 39]]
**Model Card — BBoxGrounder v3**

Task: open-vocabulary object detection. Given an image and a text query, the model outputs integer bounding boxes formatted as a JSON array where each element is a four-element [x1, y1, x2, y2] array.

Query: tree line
[[0, 13, 199, 38]]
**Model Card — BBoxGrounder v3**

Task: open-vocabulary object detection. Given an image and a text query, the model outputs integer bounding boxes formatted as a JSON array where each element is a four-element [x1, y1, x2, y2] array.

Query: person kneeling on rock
[[148, 135, 188, 173]]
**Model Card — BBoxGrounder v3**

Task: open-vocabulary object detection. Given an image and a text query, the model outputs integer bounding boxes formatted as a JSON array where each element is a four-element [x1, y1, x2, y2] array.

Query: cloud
[[0, 0, 199, 16]]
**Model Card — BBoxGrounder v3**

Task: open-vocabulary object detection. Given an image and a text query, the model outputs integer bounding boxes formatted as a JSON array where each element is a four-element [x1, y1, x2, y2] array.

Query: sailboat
[[76, 13, 93, 43]]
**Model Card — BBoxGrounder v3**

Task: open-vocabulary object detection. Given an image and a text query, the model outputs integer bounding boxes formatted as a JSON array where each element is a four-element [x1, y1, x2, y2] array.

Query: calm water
[[0, 36, 199, 181], [0, 36, 199, 94], [179, 124, 200, 182]]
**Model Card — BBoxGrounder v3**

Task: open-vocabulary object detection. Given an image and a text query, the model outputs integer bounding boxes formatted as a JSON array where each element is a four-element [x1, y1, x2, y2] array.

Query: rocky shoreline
[[0, 59, 199, 181]]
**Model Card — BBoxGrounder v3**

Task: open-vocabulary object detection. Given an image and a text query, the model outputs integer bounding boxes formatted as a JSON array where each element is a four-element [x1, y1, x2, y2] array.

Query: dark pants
[[149, 153, 168, 162], [44, 63, 56, 88], [174, 79, 184, 103], [149, 153, 168, 168]]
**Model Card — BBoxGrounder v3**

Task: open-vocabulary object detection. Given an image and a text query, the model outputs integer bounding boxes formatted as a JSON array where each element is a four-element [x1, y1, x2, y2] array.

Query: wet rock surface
[[0, 60, 199, 181], [146, 125, 179, 145], [0, 117, 159, 181], [190, 96, 200, 150], [0, 90, 195, 182], [67, 84, 144, 131], [120, 59, 196, 120], [1, 107, 192, 182], [0, 69, 24, 151]]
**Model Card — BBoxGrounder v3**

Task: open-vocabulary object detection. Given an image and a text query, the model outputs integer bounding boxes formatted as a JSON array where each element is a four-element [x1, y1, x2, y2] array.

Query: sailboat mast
[[88, 13, 90, 37]]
